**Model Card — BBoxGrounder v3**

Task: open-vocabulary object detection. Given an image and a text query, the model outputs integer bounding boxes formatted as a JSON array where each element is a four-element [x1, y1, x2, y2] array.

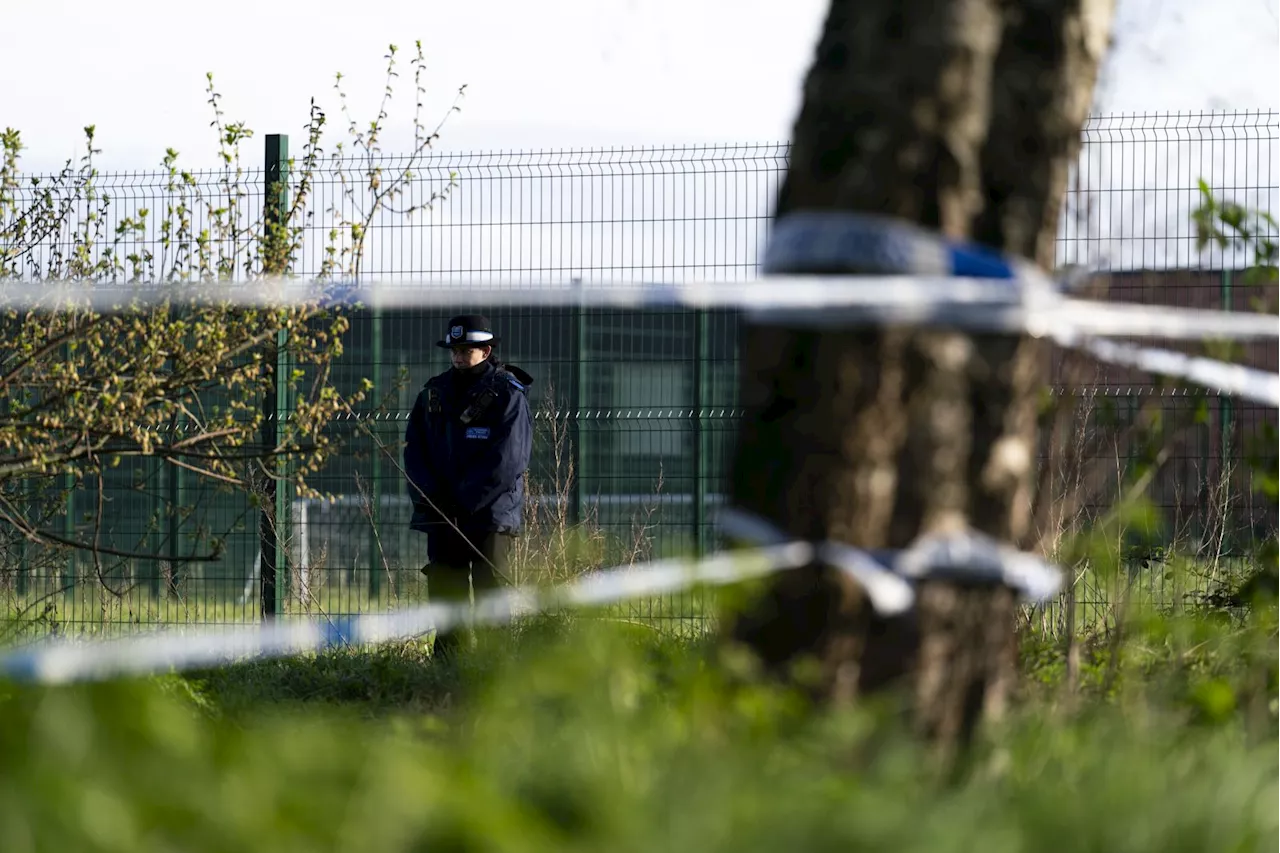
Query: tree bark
[[725, 0, 1115, 747]]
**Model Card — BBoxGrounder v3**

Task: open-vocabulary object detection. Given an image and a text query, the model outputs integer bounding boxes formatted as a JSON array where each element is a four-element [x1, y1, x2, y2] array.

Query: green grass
[[0, 596, 1275, 853]]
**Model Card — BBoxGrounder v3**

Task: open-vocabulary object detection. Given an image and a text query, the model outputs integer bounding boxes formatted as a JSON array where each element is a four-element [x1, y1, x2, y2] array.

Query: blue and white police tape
[[3, 273, 1274, 343], [5, 281, 1273, 412], [1056, 336, 1280, 408], [0, 543, 808, 685], [2, 211, 1274, 405], [0, 512, 1066, 685], [759, 211, 1275, 407], [761, 210, 1046, 282], [716, 507, 1064, 604], [0, 275, 1055, 314], [1038, 299, 1278, 343], [0, 541, 829, 685]]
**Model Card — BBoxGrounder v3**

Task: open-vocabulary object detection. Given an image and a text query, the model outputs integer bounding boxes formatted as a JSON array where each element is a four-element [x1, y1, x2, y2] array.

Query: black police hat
[[436, 314, 501, 349]]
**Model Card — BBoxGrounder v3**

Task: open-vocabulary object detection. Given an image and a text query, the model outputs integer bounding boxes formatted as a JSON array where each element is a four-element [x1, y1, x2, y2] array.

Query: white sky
[[4, 0, 1278, 172]]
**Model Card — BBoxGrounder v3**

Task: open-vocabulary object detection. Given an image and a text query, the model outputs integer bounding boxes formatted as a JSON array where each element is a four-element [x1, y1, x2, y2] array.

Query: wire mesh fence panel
[[1, 112, 1276, 640], [0, 154, 278, 639], [1022, 113, 1280, 640]]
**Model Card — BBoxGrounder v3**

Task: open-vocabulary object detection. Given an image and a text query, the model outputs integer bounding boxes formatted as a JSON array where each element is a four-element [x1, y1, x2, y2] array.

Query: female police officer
[[403, 314, 533, 656]]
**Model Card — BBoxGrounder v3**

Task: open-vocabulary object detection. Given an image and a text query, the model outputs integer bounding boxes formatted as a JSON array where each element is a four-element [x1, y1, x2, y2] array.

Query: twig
[[90, 457, 130, 598]]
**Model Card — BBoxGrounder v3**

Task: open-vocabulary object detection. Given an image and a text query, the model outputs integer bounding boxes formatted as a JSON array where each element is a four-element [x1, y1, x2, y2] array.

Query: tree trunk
[[725, 0, 1115, 748]]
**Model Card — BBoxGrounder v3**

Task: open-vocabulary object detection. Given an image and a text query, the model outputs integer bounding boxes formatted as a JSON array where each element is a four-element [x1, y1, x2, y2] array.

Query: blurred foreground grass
[[0, 602, 1276, 853]]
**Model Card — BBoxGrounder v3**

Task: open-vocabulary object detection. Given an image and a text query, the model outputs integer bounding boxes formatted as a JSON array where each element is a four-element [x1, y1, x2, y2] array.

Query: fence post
[[692, 309, 708, 556], [14, 384, 27, 593], [397, 356, 410, 576], [260, 133, 290, 620], [147, 458, 160, 601], [167, 413, 185, 598], [573, 291, 589, 525], [1219, 268, 1234, 549], [61, 337, 77, 606], [63, 471, 75, 604], [368, 295, 384, 603], [16, 481, 27, 597]]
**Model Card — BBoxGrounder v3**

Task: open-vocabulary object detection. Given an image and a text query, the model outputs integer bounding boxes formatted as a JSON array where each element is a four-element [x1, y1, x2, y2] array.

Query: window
[[606, 362, 690, 460]]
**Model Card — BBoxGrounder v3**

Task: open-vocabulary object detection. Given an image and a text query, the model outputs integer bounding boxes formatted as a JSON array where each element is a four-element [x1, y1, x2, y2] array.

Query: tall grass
[[0, 592, 1274, 853]]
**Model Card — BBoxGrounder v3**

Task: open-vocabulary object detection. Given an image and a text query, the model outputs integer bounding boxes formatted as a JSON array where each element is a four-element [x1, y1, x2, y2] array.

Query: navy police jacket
[[403, 361, 533, 534]]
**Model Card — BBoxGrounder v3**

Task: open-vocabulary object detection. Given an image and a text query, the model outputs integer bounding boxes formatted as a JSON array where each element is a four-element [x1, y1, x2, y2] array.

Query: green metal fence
[[1, 110, 1276, 639]]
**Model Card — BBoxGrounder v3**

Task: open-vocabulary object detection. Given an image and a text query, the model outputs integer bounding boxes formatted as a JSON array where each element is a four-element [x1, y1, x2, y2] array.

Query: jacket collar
[[450, 359, 495, 390]]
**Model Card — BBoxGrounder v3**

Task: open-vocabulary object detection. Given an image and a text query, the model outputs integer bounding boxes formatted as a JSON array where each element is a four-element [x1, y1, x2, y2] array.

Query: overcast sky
[[5, 0, 1277, 172]]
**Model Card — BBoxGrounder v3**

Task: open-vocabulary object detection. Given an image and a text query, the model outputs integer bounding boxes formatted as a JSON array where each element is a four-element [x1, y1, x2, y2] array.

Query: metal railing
[[1, 110, 1276, 638]]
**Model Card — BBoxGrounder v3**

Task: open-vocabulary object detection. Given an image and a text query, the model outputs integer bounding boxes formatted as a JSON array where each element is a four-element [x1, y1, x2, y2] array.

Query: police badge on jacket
[[403, 314, 534, 617]]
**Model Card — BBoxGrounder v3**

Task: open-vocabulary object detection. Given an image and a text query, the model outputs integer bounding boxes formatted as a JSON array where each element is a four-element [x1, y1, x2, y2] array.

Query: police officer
[[403, 314, 533, 649]]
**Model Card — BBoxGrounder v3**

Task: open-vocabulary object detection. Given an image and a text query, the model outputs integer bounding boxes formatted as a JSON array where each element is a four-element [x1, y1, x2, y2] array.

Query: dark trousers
[[423, 526, 513, 658], [422, 525, 513, 602]]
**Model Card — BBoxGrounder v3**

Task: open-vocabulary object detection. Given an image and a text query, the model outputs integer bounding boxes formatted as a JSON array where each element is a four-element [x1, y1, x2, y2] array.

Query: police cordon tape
[[2, 276, 1275, 341], [0, 211, 1263, 683], [1062, 337, 1280, 407], [2, 280, 1274, 408], [0, 210, 1273, 342], [758, 210, 1279, 408], [0, 509, 1064, 685], [15, 210, 1263, 409], [0, 543, 810, 686]]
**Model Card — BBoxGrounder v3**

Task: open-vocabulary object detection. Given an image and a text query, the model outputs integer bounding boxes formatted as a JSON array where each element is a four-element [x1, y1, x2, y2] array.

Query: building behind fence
[[1, 110, 1276, 636]]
